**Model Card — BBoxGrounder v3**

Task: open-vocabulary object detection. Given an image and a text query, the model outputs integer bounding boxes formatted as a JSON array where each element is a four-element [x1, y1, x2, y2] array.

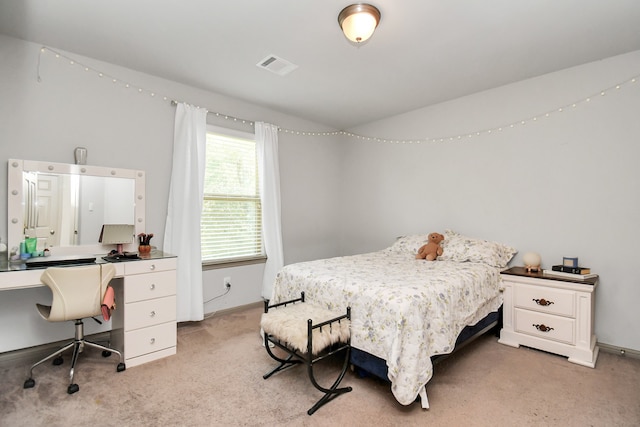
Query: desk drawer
[[514, 284, 575, 317], [125, 296, 176, 331], [125, 322, 176, 358], [124, 257, 177, 275], [514, 308, 575, 345], [125, 270, 176, 303]]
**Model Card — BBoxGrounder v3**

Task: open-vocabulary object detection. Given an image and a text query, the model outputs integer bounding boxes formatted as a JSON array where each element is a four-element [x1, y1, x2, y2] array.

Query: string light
[[37, 46, 640, 144]]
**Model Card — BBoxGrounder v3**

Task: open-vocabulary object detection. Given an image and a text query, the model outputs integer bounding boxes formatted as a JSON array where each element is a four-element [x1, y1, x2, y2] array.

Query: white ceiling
[[1, 0, 640, 129]]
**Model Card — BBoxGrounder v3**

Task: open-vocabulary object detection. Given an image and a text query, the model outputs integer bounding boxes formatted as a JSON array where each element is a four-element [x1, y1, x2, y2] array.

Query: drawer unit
[[514, 308, 575, 345], [124, 257, 177, 275], [514, 284, 575, 317], [498, 266, 598, 368], [125, 322, 177, 357], [125, 270, 176, 303], [125, 296, 177, 331], [111, 255, 178, 368]]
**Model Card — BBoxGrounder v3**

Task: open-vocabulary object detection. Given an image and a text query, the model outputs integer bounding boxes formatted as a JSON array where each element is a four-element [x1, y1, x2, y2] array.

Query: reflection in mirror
[[23, 173, 135, 248], [8, 159, 145, 257]]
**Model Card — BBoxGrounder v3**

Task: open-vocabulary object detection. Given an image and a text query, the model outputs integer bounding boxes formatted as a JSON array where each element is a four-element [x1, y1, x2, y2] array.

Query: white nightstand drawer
[[514, 308, 575, 345], [514, 283, 575, 317], [124, 270, 176, 303], [125, 296, 176, 331], [124, 257, 177, 275], [125, 322, 177, 358]]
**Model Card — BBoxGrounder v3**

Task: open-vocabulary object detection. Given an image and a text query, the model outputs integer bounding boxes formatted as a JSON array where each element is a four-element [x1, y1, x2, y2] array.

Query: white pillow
[[386, 234, 429, 255], [439, 229, 517, 268]]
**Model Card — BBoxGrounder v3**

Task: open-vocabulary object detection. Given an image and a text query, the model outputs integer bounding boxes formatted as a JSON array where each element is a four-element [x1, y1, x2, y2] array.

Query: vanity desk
[[0, 252, 178, 368], [2, 158, 176, 367]]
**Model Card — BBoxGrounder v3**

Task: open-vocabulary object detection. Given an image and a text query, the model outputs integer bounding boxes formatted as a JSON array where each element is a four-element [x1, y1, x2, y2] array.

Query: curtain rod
[[170, 99, 254, 125]]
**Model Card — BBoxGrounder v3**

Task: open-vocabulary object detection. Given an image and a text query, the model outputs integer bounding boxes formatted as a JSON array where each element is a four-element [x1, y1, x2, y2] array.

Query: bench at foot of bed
[[261, 292, 352, 415]]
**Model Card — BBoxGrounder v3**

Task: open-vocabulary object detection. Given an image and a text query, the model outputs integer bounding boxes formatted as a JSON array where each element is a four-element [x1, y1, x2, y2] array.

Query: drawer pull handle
[[533, 298, 554, 306], [150, 283, 156, 290], [150, 264, 156, 271], [150, 338, 156, 344], [533, 323, 554, 332], [150, 310, 156, 317]]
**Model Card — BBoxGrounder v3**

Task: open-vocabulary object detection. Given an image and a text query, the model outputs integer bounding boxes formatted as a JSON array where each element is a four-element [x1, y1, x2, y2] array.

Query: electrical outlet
[[223, 276, 231, 290]]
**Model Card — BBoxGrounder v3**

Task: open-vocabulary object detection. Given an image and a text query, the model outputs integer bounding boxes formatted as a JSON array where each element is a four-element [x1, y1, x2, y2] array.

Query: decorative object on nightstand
[[522, 252, 542, 272], [542, 257, 596, 281], [543, 269, 597, 280], [498, 266, 599, 368]]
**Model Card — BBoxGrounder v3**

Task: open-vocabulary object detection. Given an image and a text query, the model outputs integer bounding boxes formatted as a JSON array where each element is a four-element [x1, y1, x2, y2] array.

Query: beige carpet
[[1, 304, 639, 427]]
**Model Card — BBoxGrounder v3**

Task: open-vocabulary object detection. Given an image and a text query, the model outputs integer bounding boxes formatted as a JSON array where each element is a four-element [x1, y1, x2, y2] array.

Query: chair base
[[23, 318, 126, 394]]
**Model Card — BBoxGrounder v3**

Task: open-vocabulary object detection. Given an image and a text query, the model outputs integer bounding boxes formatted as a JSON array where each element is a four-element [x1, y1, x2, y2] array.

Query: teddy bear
[[415, 232, 445, 261]]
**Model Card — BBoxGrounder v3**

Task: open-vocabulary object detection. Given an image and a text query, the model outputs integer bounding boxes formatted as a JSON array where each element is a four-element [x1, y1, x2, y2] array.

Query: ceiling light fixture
[[338, 3, 381, 44]]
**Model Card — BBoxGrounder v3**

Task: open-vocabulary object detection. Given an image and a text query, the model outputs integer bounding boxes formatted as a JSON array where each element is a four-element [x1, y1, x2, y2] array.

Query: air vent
[[256, 55, 298, 76]]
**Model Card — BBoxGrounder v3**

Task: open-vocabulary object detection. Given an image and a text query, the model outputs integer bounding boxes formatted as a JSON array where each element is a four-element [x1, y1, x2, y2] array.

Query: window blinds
[[201, 133, 263, 262]]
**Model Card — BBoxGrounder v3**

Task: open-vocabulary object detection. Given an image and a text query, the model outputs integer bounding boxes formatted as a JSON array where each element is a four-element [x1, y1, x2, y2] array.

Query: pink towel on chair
[[101, 286, 115, 321]]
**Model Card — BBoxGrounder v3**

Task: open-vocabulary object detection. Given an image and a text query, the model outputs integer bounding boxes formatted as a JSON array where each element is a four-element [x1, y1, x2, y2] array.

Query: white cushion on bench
[[261, 303, 350, 355]]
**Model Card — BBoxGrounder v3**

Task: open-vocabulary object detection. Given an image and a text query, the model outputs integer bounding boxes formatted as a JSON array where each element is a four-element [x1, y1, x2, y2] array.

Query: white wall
[[339, 50, 640, 352], [0, 35, 342, 351], [2, 32, 639, 354]]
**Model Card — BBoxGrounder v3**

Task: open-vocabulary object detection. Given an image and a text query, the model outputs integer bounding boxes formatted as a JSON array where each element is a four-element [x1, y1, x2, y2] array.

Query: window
[[201, 127, 263, 263]]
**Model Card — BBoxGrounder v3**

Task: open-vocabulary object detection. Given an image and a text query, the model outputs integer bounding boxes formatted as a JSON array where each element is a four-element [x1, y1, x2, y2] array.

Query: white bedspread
[[269, 250, 503, 405]]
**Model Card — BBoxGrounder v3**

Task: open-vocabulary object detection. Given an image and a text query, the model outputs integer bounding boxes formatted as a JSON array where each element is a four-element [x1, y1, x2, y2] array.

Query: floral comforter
[[269, 249, 503, 405]]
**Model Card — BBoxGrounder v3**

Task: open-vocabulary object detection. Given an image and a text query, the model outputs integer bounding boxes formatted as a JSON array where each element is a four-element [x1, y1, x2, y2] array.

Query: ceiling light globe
[[338, 4, 381, 43], [342, 13, 376, 42]]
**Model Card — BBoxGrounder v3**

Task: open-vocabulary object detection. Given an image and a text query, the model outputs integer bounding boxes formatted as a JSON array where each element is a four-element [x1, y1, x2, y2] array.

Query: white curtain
[[164, 103, 207, 322], [256, 122, 284, 299]]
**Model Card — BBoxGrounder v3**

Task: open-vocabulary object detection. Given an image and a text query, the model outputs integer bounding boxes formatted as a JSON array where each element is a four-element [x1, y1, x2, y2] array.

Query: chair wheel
[[23, 378, 35, 389], [53, 356, 63, 365], [102, 350, 112, 357], [67, 383, 79, 394], [117, 363, 126, 372]]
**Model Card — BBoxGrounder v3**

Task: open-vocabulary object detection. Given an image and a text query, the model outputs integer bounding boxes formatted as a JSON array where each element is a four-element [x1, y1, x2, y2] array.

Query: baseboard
[[5, 315, 635, 369], [597, 342, 640, 360], [0, 331, 112, 368], [192, 300, 263, 324]]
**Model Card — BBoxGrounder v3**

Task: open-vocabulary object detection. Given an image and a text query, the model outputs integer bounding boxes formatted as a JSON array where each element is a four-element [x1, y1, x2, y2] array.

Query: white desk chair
[[23, 264, 126, 394]]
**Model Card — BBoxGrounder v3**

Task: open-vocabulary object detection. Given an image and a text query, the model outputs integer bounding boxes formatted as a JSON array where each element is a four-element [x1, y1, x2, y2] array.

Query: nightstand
[[498, 266, 599, 368]]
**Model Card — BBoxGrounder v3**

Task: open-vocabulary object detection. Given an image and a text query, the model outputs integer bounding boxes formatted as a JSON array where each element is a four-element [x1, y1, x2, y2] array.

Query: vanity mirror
[[8, 159, 145, 256]]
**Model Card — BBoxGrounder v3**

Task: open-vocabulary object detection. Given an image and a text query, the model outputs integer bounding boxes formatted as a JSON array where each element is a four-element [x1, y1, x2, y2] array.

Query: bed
[[268, 229, 517, 408]]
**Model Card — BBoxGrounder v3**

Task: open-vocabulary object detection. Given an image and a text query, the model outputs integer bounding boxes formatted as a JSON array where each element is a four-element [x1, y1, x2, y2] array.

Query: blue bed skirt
[[350, 307, 501, 381]]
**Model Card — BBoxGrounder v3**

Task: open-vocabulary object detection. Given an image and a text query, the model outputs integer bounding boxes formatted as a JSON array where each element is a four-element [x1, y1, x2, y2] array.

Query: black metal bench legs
[[262, 293, 352, 415], [262, 351, 300, 379], [304, 344, 352, 415]]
